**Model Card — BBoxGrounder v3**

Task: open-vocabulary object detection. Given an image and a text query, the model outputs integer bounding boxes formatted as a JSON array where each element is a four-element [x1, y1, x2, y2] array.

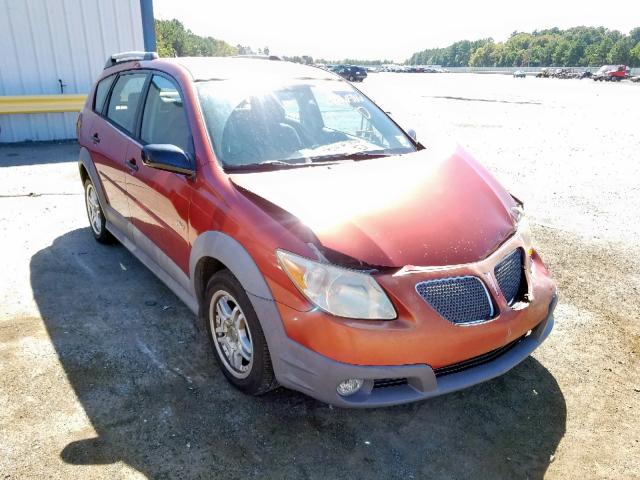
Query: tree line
[[155, 19, 237, 57], [407, 27, 640, 67], [155, 19, 308, 62], [155, 21, 640, 69]]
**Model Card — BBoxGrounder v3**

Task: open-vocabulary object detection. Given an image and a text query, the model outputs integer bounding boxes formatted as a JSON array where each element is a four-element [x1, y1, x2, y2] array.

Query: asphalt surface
[[0, 74, 638, 479]]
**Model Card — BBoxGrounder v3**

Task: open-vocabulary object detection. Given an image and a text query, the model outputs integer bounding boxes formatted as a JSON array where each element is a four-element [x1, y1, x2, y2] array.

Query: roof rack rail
[[104, 51, 158, 69]]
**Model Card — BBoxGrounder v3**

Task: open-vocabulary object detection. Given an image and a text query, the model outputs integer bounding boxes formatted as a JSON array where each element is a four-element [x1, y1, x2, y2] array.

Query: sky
[[153, 0, 640, 62]]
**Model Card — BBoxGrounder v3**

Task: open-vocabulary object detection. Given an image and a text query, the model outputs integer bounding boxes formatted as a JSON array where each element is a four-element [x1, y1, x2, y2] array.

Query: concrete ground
[[0, 74, 638, 479]]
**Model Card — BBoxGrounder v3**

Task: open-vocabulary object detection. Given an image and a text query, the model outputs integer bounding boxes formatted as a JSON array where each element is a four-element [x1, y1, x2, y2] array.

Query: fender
[[78, 146, 127, 234], [78, 147, 108, 210], [190, 231, 274, 300], [189, 231, 291, 380]]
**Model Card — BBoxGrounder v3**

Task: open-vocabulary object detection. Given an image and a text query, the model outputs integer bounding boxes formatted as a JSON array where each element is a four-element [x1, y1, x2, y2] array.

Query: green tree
[[154, 19, 237, 57], [629, 42, 640, 66], [406, 26, 640, 67], [608, 38, 634, 64]]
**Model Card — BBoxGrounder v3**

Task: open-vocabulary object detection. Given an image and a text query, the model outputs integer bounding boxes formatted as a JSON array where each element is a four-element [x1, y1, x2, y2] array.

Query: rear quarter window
[[93, 75, 116, 114]]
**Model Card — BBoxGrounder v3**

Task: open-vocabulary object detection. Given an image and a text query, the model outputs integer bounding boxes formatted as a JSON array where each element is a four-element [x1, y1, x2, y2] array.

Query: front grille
[[494, 248, 526, 305], [373, 378, 408, 389], [415, 276, 494, 324], [434, 334, 526, 377]]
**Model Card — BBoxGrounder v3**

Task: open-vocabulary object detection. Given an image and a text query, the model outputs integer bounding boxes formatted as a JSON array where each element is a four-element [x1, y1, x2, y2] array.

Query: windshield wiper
[[225, 151, 392, 173], [297, 151, 391, 164], [224, 160, 313, 173]]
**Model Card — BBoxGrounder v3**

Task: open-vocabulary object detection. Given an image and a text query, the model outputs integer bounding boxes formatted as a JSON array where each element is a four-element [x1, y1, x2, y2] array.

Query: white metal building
[[0, 0, 154, 143]]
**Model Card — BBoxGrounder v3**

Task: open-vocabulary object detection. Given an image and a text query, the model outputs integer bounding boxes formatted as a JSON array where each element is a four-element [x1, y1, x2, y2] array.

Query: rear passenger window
[[106, 73, 147, 133], [141, 75, 192, 154], [94, 75, 115, 113]]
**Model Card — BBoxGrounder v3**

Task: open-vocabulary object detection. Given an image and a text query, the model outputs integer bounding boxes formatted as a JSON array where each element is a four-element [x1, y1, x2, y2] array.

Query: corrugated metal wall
[[0, 0, 144, 143]]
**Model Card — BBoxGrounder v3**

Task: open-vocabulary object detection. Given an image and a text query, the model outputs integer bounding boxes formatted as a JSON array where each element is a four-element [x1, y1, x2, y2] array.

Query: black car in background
[[330, 65, 368, 82]]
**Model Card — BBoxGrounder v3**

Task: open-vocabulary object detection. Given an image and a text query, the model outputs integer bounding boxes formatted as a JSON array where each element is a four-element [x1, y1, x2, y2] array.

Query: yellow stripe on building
[[0, 94, 87, 115]]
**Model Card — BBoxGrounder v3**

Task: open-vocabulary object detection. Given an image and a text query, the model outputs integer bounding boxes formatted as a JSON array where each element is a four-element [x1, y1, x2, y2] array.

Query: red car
[[77, 52, 557, 407], [593, 65, 629, 81]]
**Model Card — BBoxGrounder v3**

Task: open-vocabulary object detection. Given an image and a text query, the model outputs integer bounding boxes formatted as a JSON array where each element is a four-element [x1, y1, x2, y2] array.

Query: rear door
[[90, 72, 147, 219], [124, 73, 194, 274]]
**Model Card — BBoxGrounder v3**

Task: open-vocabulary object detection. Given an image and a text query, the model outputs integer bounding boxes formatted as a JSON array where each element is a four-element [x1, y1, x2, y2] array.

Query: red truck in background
[[593, 65, 630, 81]]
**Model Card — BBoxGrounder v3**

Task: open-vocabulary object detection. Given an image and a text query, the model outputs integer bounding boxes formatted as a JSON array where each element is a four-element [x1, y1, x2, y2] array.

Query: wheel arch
[[190, 232, 288, 378], [190, 231, 275, 304], [78, 146, 108, 209], [193, 256, 227, 305]]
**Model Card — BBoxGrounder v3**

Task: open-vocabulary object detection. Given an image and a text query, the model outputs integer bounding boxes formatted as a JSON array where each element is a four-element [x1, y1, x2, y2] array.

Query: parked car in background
[[77, 52, 556, 407], [536, 68, 550, 78], [513, 70, 526, 78], [331, 64, 368, 82], [593, 65, 628, 81]]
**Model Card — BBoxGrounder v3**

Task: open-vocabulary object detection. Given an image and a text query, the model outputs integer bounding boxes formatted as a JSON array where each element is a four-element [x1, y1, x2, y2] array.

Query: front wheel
[[84, 179, 114, 244], [204, 270, 277, 395]]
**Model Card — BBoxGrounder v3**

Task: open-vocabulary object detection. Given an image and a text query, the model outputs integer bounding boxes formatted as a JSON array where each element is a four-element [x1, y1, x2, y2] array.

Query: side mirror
[[407, 129, 417, 141], [141, 144, 194, 177]]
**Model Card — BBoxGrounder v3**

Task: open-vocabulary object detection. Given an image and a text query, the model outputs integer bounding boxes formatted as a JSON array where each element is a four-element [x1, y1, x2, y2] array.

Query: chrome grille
[[415, 276, 494, 325], [494, 249, 525, 305]]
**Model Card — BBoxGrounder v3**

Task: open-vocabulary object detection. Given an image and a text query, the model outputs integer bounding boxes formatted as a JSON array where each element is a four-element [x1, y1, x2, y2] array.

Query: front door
[[125, 74, 194, 275]]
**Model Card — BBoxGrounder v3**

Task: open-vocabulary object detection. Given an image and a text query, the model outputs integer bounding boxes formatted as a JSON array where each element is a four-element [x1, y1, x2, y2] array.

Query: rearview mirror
[[407, 129, 417, 141], [141, 144, 194, 177]]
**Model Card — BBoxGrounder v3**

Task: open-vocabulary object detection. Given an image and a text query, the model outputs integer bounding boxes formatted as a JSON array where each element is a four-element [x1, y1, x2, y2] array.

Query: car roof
[[161, 57, 337, 82]]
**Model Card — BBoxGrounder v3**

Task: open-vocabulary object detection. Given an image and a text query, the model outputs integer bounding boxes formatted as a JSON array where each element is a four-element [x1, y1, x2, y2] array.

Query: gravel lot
[[1, 73, 638, 479]]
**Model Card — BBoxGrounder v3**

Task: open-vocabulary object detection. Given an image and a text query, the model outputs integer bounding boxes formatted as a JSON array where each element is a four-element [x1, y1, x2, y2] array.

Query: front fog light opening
[[336, 378, 364, 397]]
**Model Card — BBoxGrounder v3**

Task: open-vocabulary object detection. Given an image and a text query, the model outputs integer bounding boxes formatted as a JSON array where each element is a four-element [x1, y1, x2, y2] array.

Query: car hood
[[230, 144, 517, 268]]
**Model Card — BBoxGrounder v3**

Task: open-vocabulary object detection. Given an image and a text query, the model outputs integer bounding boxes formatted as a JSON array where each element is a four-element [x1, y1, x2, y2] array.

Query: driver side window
[[141, 75, 192, 155]]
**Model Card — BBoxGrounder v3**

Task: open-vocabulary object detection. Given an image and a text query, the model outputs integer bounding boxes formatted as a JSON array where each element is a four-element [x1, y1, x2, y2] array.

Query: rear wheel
[[204, 270, 277, 395], [84, 179, 114, 244]]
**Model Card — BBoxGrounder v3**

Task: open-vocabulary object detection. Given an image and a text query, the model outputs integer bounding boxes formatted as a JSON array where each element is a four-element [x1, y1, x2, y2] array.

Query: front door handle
[[126, 158, 139, 172], [92, 133, 101, 144]]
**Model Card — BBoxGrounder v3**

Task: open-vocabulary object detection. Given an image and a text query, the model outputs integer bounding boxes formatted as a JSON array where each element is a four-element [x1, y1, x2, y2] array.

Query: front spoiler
[[273, 296, 557, 408]]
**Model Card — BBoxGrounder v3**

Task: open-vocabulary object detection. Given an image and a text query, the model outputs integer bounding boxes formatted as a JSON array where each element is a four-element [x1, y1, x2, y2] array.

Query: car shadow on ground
[[30, 228, 566, 480]]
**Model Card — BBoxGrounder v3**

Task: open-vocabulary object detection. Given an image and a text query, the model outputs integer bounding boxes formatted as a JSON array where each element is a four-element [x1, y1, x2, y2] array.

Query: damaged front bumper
[[273, 295, 557, 408]]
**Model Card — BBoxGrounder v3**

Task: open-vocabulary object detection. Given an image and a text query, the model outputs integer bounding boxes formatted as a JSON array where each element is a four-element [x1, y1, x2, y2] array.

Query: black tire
[[348, 75, 355, 82], [204, 270, 277, 395], [83, 178, 115, 244]]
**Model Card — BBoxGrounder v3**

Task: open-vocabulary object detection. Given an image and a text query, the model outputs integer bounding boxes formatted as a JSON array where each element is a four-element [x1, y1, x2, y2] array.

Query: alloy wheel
[[85, 183, 102, 235], [209, 290, 254, 379]]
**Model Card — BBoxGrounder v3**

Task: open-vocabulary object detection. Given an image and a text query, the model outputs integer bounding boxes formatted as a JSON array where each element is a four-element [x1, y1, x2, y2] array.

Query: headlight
[[276, 250, 396, 320]]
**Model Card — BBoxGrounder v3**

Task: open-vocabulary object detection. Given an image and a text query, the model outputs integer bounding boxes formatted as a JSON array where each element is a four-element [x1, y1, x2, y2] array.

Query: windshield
[[197, 78, 416, 170]]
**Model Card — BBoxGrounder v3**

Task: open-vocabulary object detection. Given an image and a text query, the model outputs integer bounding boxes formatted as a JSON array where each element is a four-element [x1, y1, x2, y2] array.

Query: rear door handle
[[92, 133, 101, 144], [126, 158, 139, 172]]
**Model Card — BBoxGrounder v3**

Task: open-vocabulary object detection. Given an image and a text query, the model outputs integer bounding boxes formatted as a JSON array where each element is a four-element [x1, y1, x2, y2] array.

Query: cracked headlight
[[276, 250, 396, 320]]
